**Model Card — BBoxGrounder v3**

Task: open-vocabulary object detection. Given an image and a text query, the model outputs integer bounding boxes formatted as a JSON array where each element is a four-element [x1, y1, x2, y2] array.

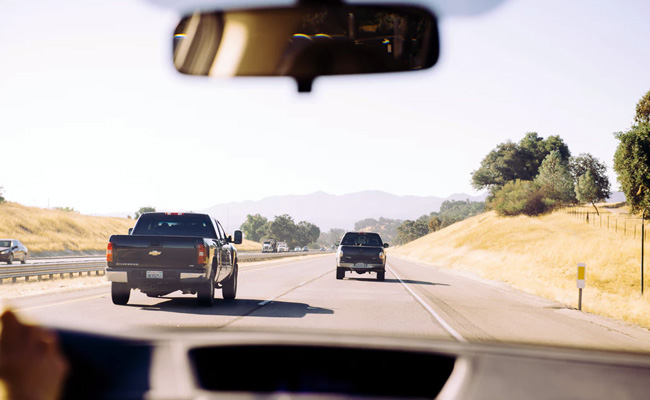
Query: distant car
[[319, 247, 325, 251], [294, 247, 301, 252], [0, 239, 29, 265], [302, 246, 309, 252], [277, 242, 289, 252]]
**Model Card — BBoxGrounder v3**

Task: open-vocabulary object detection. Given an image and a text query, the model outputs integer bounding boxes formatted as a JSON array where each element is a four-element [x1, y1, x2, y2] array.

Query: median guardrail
[[0, 251, 331, 284], [0, 261, 106, 283]]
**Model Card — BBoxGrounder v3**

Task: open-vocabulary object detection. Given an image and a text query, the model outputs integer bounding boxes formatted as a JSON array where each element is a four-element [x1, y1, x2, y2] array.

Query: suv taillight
[[107, 242, 113, 263], [198, 243, 207, 265]]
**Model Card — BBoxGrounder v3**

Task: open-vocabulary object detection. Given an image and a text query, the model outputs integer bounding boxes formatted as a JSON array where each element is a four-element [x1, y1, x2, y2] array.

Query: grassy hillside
[[236, 239, 261, 252], [0, 202, 261, 255], [0, 202, 134, 254], [391, 208, 650, 328]]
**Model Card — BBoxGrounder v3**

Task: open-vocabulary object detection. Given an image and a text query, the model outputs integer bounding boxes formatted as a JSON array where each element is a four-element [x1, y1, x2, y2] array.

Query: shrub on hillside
[[490, 180, 547, 216]]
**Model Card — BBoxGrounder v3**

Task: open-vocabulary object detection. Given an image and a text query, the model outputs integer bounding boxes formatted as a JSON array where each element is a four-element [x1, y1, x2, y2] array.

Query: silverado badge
[[149, 250, 162, 256]]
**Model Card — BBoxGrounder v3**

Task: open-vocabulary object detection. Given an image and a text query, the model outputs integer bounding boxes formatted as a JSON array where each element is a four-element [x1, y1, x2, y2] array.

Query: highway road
[[8, 254, 650, 353]]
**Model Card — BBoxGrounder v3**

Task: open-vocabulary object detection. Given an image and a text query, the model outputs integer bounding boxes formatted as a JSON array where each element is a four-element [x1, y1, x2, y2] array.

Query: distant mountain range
[[202, 190, 488, 232], [98, 190, 627, 232]]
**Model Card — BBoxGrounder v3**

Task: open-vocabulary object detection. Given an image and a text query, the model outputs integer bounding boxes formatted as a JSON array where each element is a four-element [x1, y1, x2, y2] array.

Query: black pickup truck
[[106, 212, 242, 306], [336, 232, 389, 281]]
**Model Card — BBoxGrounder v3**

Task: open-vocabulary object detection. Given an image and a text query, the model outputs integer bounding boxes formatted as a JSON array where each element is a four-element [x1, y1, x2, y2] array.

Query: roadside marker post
[[577, 263, 586, 310]]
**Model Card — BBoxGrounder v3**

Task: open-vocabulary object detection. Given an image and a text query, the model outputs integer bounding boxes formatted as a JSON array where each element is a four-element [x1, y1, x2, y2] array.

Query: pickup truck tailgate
[[340, 246, 383, 264], [109, 235, 204, 269]]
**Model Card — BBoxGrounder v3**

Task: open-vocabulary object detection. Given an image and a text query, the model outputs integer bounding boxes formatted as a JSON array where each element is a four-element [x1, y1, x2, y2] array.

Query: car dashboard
[[54, 328, 650, 400]]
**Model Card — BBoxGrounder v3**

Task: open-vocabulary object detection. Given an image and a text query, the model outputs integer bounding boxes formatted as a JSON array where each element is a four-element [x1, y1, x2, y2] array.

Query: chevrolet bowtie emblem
[[149, 251, 162, 256]]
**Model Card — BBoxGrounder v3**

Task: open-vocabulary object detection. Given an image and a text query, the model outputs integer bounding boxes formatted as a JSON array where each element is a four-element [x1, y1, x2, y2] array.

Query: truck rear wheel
[[111, 282, 130, 305], [222, 264, 238, 300], [197, 278, 215, 306], [336, 268, 345, 280], [377, 271, 385, 281]]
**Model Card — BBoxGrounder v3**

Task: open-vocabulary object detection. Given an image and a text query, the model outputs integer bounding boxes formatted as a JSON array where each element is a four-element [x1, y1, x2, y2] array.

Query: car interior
[[3, 0, 650, 399]]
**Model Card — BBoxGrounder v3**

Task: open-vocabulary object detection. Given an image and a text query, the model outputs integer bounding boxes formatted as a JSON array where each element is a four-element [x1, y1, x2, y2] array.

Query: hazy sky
[[1, 0, 649, 215]]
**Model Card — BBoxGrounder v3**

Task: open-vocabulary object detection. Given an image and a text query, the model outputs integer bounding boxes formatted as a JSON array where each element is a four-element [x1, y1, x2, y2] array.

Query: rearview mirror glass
[[173, 4, 438, 91]]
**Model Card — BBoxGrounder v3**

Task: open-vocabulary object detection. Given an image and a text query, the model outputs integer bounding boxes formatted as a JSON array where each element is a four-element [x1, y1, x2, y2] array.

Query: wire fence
[[565, 205, 649, 241]]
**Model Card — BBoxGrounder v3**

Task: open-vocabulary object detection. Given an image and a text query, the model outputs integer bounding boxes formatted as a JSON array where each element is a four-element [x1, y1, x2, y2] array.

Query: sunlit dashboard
[[56, 328, 650, 399]]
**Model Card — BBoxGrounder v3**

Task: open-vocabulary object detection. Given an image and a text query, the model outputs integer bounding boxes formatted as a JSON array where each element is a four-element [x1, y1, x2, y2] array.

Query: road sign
[[577, 263, 586, 310], [577, 263, 586, 289]]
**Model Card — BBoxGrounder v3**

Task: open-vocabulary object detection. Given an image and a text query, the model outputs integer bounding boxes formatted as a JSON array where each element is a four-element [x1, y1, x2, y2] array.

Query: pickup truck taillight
[[106, 242, 113, 263], [197, 243, 207, 265]]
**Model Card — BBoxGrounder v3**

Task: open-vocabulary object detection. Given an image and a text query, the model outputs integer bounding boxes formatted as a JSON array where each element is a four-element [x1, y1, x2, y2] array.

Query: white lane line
[[258, 298, 275, 306], [387, 264, 467, 343], [256, 270, 330, 307], [14, 294, 107, 312]]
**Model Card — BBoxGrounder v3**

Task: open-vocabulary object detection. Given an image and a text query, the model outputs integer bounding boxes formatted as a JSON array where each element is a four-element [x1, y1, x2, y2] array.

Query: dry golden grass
[[0, 202, 262, 255], [391, 208, 650, 329], [235, 239, 262, 252], [0, 202, 134, 254]]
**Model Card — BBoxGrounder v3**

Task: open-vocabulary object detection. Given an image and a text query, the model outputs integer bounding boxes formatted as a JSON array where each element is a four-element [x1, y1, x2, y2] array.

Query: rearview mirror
[[232, 230, 243, 245], [173, 4, 439, 92], [383, 243, 389, 248]]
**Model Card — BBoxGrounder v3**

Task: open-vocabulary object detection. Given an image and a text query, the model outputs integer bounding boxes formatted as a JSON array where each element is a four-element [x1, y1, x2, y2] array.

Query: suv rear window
[[132, 214, 217, 238], [341, 233, 383, 247]]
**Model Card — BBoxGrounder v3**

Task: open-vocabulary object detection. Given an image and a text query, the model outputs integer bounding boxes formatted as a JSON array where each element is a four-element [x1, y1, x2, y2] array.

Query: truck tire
[[336, 268, 345, 280], [197, 278, 215, 307], [222, 263, 238, 300], [111, 282, 130, 305], [377, 271, 385, 281]]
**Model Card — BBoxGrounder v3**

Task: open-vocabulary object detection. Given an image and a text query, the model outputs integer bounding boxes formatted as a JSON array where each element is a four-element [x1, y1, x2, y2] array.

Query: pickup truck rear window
[[341, 233, 383, 247], [132, 214, 217, 238]]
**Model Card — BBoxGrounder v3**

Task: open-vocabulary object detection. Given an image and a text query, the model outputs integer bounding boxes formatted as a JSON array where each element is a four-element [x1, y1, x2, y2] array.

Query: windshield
[[2, 0, 650, 358]]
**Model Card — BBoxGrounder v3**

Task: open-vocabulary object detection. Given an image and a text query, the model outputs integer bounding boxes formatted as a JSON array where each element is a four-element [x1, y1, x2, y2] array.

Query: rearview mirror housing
[[173, 3, 439, 92], [233, 230, 243, 245], [383, 243, 389, 248]]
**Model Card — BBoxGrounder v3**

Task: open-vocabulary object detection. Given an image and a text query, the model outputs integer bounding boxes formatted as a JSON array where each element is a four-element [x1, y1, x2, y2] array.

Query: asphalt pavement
[[9, 254, 650, 353]]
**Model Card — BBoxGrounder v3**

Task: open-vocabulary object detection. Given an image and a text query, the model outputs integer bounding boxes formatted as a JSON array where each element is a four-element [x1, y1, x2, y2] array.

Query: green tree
[[568, 153, 611, 211], [490, 180, 546, 216], [575, 171, 601, 215], [353, 217, 402, 243], [613, 123, 650, 213], [265, 214, 298, 247], [471, 133, 571, 195], [54, 206, 76, 212], [471, 140, 529, 194], [434, 199, 485, 227], [0, 186, 4, 203], [135, 206, 156, 219], [534, 150, 576, 208], [239, 213, 269, 242], [297, 221, 321, 247], [396, 217, 430, 244], [635, 89, 650, 125], [317, 228, 346, 247], [428, 215, 441, 232]]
